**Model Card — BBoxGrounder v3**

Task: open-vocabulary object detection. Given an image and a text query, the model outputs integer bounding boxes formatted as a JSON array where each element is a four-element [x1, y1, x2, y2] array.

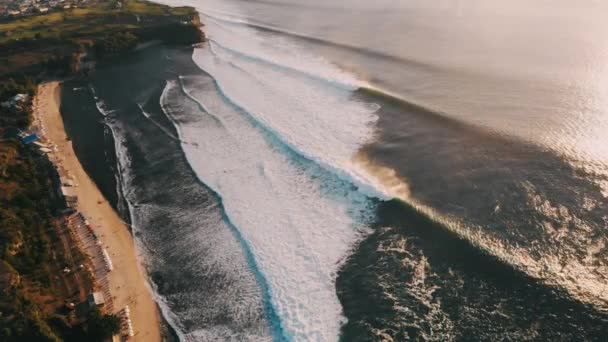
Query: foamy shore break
[[33, 81, 161, 342]]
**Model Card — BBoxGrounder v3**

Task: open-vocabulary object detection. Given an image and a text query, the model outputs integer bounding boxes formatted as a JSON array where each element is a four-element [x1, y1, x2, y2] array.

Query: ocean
[[60, 0, 608, 340]]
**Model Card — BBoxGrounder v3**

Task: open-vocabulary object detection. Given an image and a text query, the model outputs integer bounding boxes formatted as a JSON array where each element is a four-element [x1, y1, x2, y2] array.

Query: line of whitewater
[[199, 8, 509, 137], [67, 84, 163, 341], [109, 113, 194, 342], [207, 39, 357, 91], [203, 24, 470, 138], [87, 86, 232, 342], [199, 9, 437, 72], [136, 103, 181, 141], [176, 76, 225, 126], [159, 80, 287, 341], [202, 45, 389, 200]]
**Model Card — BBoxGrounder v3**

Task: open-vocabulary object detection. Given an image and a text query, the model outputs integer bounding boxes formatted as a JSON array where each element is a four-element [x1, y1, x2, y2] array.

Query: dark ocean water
[[60, 0, 608, 340]]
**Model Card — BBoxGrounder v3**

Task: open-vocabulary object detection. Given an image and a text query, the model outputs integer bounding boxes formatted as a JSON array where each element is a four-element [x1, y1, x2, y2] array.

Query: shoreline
[[33, 81, 162, 342]]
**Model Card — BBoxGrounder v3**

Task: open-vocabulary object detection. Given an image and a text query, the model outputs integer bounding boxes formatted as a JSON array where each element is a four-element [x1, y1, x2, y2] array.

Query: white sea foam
[[153, 0, 386, 340], [97, 90, 271, 340], [161, 71, 377, 340], [90, 87, 193, 340], [196, 40, 386, 198], [202, 21, 360, 91]]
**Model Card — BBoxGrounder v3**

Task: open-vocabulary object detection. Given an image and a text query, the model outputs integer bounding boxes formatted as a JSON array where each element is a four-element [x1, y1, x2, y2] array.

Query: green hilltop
[[0, 0, 204, 77]]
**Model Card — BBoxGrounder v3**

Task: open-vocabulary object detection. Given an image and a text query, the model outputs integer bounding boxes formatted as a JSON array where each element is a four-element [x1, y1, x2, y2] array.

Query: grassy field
[[0, 1, 195, 43], [0, 0, 200, 76]]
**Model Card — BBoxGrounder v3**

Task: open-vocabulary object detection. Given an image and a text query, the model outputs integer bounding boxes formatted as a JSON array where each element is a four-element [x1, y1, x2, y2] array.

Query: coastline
[[55, 44, 277, 340], [33, 81, 162, 342]]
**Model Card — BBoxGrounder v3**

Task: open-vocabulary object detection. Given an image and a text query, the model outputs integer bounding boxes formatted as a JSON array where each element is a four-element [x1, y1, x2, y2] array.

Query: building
[[61, 186, 78, 207], [20, 133, 38, 144], [87, 292, 105, 307], [1, 94, 30, 109]]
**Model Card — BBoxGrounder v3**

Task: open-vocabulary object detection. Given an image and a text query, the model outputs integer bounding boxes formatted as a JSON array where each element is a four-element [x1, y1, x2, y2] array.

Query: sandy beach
[[33, 81, 161, 342]]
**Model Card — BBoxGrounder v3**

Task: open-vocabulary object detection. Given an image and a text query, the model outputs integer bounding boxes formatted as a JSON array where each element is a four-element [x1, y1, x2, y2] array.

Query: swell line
[[205, 15, 481, 135], [199, 10, 438, 72], [176, 76, 225, 126], [357, 85, 489, 134], [207, 39, 357, 91], [200, 46, 388, 199]]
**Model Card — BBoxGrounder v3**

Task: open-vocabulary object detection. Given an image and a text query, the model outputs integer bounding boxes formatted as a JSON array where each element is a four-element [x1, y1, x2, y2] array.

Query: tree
[[83, 308, 121, 341]]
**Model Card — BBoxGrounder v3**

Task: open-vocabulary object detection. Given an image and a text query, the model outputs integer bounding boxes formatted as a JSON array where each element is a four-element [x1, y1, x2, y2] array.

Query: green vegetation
[[0, 78, 37, 101], [0, 142, 58, 281], [94, 32, 138, 57], [0, 77, 37, 128], [0, 1, 200, 340], [0, 141, 58, 341], [0, 0, 204, 77], [78, 308, 121, 342], [0, 137, 120, 342], [0, 0, 200, 44]]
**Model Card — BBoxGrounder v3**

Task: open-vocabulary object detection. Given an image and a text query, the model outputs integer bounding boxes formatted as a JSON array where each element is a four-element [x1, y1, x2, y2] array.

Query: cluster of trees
[[93, 21, 204, 58], [94, 32, 138, 58], [0, 141, 62, 341], [0, 78, 37, 129], [0, 143, 56, 279], [0, 137, 120, 342], [77, 308, 121, 342], [1, 6, 205, 80], [0, 77, 37, 128], [41, 53, 81, 76], [0, 78, 36, 101], [139, 22, 205, 45], [0, 296, 121, 342]]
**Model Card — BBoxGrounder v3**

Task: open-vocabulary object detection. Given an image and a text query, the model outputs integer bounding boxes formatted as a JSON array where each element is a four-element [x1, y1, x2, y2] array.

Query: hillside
[[0, 0, 204, 77]]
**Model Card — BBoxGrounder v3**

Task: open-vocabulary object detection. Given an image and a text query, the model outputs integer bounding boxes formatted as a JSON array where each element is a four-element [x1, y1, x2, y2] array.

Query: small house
[[1, 94, 30, 109], [87, 292, 105, 307], [20, 133, 38, 144]]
